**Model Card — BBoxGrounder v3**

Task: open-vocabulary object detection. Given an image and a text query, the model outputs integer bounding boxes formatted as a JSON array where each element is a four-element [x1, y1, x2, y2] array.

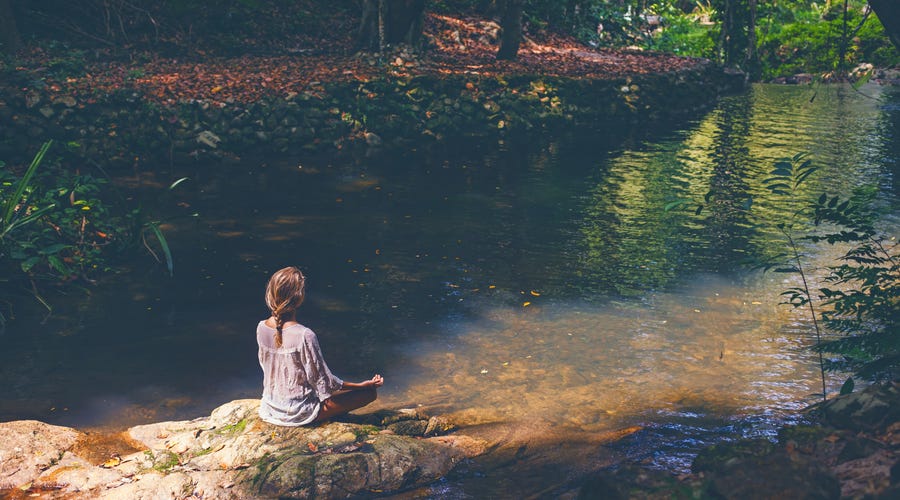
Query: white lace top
[[256, 321, 344, 426]]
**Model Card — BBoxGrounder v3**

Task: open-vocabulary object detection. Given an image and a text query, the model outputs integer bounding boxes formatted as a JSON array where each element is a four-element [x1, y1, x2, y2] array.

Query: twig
[[786, 230, 828, 401], [142, 231, 161, 264]]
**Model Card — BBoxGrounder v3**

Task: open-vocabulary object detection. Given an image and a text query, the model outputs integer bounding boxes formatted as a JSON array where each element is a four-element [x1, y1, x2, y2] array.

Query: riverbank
[[0, 400, 484, 499], [1, 383, 896, 498], [0, 12, 744, 168], [577, 382, 899, 499]]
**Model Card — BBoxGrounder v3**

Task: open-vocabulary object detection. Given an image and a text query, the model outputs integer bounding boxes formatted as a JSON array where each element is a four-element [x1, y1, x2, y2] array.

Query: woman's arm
[[341, 374, 384, 391]]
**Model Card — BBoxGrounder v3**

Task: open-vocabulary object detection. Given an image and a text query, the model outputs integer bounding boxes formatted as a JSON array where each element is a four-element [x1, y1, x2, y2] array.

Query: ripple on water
[[378, 273, 841, 473]]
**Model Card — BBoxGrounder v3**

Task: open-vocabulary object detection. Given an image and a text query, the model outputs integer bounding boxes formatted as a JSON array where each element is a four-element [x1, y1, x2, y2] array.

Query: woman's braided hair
[[265, 266, 307, 348]]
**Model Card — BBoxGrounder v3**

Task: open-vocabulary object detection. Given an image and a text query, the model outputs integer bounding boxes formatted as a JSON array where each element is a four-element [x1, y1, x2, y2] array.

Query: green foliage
[[648, 13, 716, 57], [752, 153, 898, 382], [0, 144, 189, 322], [758, 4, 899, 80], [756, 152, 899, 386], [645, 0, 898, 79], [759, 1, 898, 79], [808, 194, 899, 382], [1, 142, 55, 242], [0, 142, 123, 284], [669, 151, 898, 388]]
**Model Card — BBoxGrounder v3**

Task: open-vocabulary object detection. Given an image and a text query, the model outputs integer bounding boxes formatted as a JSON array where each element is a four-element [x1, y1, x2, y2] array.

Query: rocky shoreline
[[577, 382, 899, 499], [0, 400, 486, 499], [2, 383, 896, 499], [0, 56, 744, 169]]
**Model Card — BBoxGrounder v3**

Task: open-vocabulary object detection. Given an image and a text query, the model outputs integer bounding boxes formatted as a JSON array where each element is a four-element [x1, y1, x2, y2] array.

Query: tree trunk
[[356, 0, 426, 52], [497, 0, 524, 60], [869, 0, 900, 51], [744, 0, 759, 79], [839, 0, 850, 76], [0, 0, 22, 55]]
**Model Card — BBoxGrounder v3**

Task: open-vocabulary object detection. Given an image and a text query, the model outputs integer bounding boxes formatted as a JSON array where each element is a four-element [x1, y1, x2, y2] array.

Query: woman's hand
[[341, 374, 384, 391], [364, 374, 384, 388]]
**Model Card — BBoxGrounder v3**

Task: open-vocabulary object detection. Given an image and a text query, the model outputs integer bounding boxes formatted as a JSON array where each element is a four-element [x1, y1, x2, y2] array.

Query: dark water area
[[1, 83, 898, 495]]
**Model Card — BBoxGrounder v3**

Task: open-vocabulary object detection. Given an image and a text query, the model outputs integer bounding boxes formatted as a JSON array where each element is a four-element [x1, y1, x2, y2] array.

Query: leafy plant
[[761, 156, 898, 386], [758, 153, 828, 401], [667, 152, 898, 396], [1, 141, 55, 243], [132, 176, 190, 276], [809, 195, 899, 382], [1, 143, 191, 324]]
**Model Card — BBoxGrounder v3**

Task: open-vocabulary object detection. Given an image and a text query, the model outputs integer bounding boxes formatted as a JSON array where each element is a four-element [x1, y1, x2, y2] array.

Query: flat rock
[[0, 420, 81, 490], [0, 399, 485, 499]]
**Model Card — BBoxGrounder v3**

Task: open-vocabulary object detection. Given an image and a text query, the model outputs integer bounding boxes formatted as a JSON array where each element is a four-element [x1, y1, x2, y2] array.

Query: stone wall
[[0, 61, 744, 167]]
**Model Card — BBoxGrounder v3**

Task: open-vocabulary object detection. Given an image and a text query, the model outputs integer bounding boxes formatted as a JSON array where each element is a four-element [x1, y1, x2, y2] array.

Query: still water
[[1, 83, 898, 495]]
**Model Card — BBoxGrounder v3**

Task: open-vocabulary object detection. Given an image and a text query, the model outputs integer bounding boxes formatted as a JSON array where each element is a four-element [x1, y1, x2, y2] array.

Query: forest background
[[1, 1, 898, 81]]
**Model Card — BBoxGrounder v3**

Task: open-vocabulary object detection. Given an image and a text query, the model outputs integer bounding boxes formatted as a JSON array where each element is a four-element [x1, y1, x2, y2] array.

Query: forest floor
[[4, 8, 708, 107]]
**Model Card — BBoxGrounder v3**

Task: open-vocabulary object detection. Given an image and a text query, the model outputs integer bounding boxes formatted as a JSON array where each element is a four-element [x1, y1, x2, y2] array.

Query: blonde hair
[[265, 266, 307, 347]]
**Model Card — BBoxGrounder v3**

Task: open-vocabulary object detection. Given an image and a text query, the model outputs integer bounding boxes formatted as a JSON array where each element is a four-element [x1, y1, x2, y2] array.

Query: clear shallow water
[[1, 83, 898, 495]]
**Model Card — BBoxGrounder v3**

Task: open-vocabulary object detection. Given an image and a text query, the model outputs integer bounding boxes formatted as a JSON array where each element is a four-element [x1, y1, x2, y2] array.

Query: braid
[[265, 267, 307, 348], [273, 308, 285, 348]]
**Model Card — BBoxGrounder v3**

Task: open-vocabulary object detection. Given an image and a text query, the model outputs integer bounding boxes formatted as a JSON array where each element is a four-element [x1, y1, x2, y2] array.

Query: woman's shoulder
[[257, 319, 311, 331]]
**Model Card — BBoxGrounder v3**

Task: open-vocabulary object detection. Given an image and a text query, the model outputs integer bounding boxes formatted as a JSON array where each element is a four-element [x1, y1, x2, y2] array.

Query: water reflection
[[0, 84, 897, 494]]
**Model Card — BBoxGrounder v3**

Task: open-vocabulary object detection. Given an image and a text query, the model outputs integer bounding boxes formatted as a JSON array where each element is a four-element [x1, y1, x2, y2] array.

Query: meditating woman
[[257, 266, 383, 426]]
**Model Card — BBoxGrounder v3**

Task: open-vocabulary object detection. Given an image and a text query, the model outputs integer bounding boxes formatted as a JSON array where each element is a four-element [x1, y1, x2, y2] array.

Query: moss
[[189, 446, 215, 458], [152, 450, 181, 472], [241, 451, 317, 497], [778, 424, 829, 447], [355, 425, 380, 439], [215, 418, 249, 436]]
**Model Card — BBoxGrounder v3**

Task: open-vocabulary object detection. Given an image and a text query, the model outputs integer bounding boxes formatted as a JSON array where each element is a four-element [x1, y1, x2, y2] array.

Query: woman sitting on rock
[[257, 266, 383, 426]]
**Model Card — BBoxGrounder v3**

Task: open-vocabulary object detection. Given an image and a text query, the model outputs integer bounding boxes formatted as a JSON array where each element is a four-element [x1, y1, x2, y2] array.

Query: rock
[[25, 91, 41, 109], [425, 416, 456, 436], [0, 400, 483, 499], [818, 381, 900, 432], [691, 436, 841, 498], [705, 448, 840, 499], [387, 419, 428, 436], [365, 131, 382, 147], [0, 420, 81, 489], [577, 465, 701, 500], [34, 452, 123, 492], [53, 96, 78, 108]]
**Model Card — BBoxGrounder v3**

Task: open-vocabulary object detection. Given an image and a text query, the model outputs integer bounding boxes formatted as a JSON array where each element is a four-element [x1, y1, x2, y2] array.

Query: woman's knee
[[359, 387, 377, 405]]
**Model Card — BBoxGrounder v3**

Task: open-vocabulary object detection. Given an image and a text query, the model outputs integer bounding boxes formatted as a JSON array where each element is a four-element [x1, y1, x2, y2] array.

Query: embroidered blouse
[[256, 321, 344, 426]]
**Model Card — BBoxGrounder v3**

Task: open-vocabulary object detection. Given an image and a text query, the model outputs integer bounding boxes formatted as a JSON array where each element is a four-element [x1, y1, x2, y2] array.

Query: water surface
[[1, 83, 898, 496]]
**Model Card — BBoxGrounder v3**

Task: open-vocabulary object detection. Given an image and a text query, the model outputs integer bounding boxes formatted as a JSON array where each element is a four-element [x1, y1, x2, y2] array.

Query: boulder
[[818, 381, 900, 432], [0, 420, 81, 490], [0, 399, 484, 499]]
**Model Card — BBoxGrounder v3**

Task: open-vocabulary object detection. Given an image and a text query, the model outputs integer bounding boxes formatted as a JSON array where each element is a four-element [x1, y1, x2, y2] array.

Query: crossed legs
[[314, 387, 377, 422]]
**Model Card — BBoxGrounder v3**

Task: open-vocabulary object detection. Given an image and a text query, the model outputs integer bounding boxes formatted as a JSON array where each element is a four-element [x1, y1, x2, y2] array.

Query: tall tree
[[0, 0, 22, 54], [715, 0, 759, 77], [357, 0, 427, 51], [496, 0, 524, 60], [869, 0, 900, 51]]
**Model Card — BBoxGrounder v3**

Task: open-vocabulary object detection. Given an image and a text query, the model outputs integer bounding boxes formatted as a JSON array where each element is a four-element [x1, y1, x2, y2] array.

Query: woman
[[257, 266, 383, 425]]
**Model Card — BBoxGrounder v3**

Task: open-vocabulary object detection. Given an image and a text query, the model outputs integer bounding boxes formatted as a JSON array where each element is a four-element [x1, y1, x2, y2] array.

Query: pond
[[1, 82, 898, 496]]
